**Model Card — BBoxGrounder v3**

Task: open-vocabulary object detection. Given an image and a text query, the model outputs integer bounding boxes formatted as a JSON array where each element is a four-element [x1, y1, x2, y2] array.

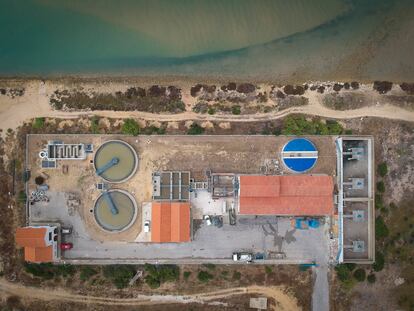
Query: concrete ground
[[30, 194, 330, 263]]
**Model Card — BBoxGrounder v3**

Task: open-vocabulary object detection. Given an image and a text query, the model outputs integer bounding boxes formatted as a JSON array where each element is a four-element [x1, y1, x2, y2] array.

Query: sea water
[[0, 0, 412, 81]]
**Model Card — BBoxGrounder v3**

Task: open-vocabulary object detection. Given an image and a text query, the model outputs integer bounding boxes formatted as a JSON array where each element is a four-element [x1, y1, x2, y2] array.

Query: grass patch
[[90, 116, 99, 134], [265, 266, 272, 274], [32, 117, 45, 129]]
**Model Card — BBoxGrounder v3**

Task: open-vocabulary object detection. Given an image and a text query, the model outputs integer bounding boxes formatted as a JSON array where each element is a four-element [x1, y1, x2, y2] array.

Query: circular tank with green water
[[94, 189, 137, 232], [94, 140, 138, 183]]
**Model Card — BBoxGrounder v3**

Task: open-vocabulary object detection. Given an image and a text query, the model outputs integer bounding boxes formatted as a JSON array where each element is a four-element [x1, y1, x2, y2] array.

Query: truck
[[232, 252, 253, 263]]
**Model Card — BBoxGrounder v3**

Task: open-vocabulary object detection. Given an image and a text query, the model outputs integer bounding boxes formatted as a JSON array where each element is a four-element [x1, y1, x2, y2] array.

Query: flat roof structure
[[151, 202, 191, 243], [239, 175, 334, 215]]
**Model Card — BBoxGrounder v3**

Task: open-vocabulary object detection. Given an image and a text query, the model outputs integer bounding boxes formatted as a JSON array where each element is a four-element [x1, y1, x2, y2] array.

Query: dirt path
[[0, 279, 300, 311], [1, 80, 414, 135]]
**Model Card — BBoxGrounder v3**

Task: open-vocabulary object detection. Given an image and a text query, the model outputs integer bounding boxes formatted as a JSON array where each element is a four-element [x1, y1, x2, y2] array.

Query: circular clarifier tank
[[282, 138, 318, 173], [94, 189, 137, 232], [94, 140, 138, 183]]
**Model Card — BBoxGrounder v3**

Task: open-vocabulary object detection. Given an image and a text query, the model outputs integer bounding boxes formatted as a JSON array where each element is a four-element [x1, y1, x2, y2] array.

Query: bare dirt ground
[[0, 279, 300, 311]]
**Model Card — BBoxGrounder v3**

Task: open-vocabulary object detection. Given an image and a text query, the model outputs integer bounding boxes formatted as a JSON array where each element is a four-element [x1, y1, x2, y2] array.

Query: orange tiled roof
[[151, 202, 191, 243], [239, 175, 333, 215], [24, 246, 53, 263], [15, 227, 53, 263], [15, 227, 47, 248]]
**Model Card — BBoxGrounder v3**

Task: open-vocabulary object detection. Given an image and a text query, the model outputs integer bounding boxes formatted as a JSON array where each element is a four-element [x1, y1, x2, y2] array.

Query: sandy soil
[[1, 79, 413, 136]]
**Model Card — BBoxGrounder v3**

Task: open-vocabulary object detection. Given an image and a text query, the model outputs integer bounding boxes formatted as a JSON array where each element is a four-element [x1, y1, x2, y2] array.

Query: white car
[[144, 220, 151, 233]]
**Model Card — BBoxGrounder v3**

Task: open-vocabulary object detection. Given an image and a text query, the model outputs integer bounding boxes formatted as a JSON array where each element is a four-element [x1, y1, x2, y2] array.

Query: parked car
[[61, 227, 72, 234], [60, 242, 73, 250], [144, 220, 151, 233], [232, 252, 253, 262]]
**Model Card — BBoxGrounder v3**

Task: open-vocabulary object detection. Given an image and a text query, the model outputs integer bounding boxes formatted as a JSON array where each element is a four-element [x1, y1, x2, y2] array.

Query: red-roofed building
[[15, 226, 58, 263], [151, 202, 191, 243], [239, 175, 334, 215]]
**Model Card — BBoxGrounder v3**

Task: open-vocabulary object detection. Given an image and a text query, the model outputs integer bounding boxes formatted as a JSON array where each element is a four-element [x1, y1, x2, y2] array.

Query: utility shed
[[151, 202, 191, 243], [239, 175, 334, 215]]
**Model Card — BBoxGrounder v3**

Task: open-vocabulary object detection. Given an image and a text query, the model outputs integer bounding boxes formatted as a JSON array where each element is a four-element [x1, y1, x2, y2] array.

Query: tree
[[121, 119, 140, 136]]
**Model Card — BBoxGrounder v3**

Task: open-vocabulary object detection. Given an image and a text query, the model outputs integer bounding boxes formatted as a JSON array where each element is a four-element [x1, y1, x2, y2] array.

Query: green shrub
[[377, 181, 385, 193], [231, 105, 241, 115], [144, 264, 179, 289], [32, 117, 45, 129], [121, 119, 140, 136], [373, 252, 385, 272], [207, 107, 216, 115], [281, 115, 343, 135], [90, 116, 99, 134], [367, 273, 376, 283], [376, 216, 389, 239], [375, 194, 383, 209], [183, 271, 191, 280], [103, 265, 135, 289], [24, 263, 54, 279], [344, 263, 356, 271], [80, 266, 98, 281], [335, 265, 351, 282], [377, 162, 388, 177], [187, 123, 204, 135], [232, 271, 241, 281], [265, 266, 273, 274], [344, 129, 353, 135], [197, 270, 214, 283], [353, 268, 366, 282], [143, 125, 166, 135], [56, 264, 76, 277], [24, 263, 75, 279]]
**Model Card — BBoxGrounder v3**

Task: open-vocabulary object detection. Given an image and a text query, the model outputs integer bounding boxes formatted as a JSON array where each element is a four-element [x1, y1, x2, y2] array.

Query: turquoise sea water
[[0, 0, 413, 80]]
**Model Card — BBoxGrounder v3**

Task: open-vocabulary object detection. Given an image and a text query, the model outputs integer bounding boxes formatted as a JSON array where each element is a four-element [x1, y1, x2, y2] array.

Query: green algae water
[[0, 0, 413, 80]]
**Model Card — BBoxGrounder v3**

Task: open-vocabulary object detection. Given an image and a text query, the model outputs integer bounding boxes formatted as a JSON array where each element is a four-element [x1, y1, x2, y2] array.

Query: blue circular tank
[[282, 138, 318, 173]]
